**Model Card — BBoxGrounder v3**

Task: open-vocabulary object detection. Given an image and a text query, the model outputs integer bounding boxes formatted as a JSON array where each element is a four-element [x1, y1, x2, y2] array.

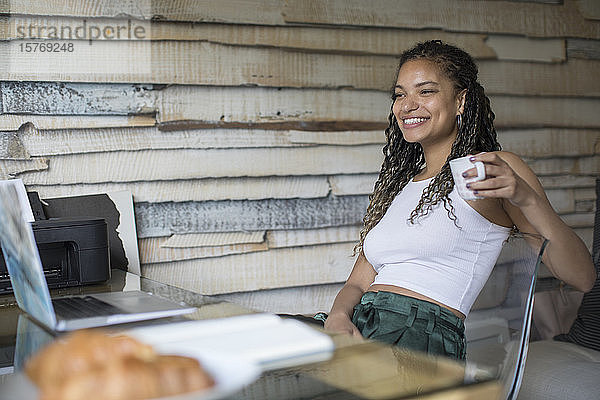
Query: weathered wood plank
[[560, 213, 595, 228], [574, 192, 596, 215], [491, 97, 600, 128], [484, 36, 565, 63], [1, 0, 153, 19], [266, 226, 360, 249], [478, 59, 600, 97], [134, 196, 369, 238], [0, 114, 156, 130], [0, 158, 47, 179], [160, 121, 389, 132], [574, 227, 594, 250], [150, 25, 492, 58], [0, 130, 29, 159], [3, 41, 597, 96], [16, 146, 383, 184], [141, 242, 355, 295], [289, 130, 384, 145], [527, 156, 600, 175], [0, 82, 154, 114], [16, 126, 384, 159], [0, 16, 496, 58], [282, 0, 600, 39], [212, 283, 344, 314], [5, 0, 600, 38], [575, 188, 597, 202], [539, 175, 597, 189], [26, 176, 331, 202], [567, 38, 600, 60], [0, 39, 153, 82], [576, 0, 600, 20], [2, 15, 584, 65], [163, 231, 265, 248], [504, 0, 562, 4], [0, 40, 396, 88], [4, 15, 577, 66], [138, 236, 268, 264], [546, 189, 575, 214], [159, 86, 600, 128], [7, 85, 591, 131], [16, 125, 314, 156], [4, 0, 286, 25], [576, 199, 596, 213], [157, 86, 389, 124], [498, 129, 600, 157], [329, 174, 379, 196]]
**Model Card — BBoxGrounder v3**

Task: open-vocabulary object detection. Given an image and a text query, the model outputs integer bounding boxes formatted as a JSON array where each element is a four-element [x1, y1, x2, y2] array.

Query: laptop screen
[[0, 183, 57, 329]]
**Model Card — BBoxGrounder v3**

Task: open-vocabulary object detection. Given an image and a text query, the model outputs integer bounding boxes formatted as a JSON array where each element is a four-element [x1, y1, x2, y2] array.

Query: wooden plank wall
[[0, 0, 598, 314]]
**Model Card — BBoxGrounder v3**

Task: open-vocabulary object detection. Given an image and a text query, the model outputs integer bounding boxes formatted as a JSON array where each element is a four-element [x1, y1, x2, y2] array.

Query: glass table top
[[0, 269, 506, 399]]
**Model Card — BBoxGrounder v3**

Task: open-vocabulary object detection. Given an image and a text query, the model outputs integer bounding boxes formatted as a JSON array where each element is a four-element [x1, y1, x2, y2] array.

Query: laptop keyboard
[[53, 296, 125, 319]]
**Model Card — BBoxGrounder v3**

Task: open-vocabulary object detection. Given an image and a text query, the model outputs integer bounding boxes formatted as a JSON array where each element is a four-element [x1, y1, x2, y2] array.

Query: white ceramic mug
[[449, 156, 486, 200]]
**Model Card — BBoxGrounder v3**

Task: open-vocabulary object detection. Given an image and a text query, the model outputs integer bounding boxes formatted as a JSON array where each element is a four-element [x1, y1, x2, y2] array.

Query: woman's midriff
[[367, 284, 466, 320]]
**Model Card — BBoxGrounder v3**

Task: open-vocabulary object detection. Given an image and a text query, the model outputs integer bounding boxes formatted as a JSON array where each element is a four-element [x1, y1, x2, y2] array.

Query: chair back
[[465, 232, 548, 400]]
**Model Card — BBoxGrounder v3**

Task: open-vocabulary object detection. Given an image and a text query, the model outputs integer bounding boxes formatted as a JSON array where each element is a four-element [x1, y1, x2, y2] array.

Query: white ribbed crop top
[[363, 178, 511, 316]]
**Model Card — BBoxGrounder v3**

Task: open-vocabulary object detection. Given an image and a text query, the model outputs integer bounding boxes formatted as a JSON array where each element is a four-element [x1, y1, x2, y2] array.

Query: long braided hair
[[355, 40, 501, 255]]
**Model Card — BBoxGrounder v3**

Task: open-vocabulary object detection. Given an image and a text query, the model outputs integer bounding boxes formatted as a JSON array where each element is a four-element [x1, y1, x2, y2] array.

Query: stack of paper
[[124, 313, 334, 371]]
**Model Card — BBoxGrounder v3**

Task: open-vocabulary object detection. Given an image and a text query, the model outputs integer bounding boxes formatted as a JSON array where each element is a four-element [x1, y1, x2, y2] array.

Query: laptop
[[0, 182, 195, 332]]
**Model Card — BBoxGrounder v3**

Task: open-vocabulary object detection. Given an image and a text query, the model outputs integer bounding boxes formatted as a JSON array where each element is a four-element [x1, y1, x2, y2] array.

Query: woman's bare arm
[[324, 252, 377, 337], [469, 151, 596, 292]]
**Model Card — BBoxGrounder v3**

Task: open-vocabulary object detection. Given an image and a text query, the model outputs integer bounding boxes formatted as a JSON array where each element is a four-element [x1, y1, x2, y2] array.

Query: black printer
[[0, 194, 110, 295]]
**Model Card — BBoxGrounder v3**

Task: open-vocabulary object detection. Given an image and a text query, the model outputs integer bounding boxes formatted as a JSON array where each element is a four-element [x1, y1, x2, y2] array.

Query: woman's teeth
[[403, 117, 428, 124]]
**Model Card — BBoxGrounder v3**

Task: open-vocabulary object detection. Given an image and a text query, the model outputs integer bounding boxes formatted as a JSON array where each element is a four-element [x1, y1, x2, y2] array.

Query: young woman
[[323, 40, 595, 360]]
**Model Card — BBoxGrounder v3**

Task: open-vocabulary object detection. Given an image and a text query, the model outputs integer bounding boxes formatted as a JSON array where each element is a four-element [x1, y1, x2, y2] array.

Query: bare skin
[[324, 59, 595, 337]]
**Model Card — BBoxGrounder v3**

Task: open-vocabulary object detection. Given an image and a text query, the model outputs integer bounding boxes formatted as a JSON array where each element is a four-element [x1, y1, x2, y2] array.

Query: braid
[[356, 112, 423, 253], [354, 40, 501, 255]]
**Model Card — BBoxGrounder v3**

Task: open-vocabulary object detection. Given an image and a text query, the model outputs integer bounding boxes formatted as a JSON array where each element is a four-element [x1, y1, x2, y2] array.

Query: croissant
[[25, 330, 214, 400]]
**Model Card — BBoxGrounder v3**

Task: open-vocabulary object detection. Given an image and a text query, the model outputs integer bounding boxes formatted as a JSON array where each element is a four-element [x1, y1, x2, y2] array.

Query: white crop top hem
[[364, 178, 510, 316]]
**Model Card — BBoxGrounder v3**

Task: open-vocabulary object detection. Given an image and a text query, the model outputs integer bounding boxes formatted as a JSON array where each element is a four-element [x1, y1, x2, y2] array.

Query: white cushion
[[517, 340, 600, 400]]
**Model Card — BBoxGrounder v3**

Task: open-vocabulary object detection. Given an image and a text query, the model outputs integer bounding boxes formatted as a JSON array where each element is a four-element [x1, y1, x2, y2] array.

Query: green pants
[[352, 291, 466, 361]]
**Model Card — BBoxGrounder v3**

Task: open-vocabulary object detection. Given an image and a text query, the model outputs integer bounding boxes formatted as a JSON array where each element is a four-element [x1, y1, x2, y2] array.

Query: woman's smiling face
[[392, 59, 465, 149]]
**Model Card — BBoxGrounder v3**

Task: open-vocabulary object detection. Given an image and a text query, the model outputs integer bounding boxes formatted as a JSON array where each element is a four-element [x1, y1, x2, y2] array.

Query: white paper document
[[125, 313, 335, 371]]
